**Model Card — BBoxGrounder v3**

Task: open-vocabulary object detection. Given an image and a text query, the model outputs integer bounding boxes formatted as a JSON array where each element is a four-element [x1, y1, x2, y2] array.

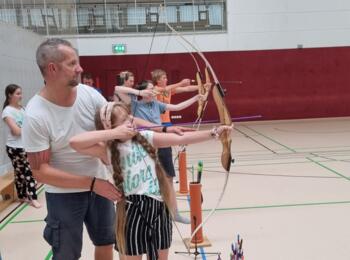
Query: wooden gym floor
[[0, 117, 350, 260]]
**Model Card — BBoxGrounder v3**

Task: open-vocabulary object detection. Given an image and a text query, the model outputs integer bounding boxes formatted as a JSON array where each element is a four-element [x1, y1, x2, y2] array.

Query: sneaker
[[29, 200, 42, 209], [174, 212, 191, 224]]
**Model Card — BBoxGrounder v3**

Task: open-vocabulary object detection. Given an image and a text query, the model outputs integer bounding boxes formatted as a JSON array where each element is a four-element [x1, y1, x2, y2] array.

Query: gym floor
[[1, 117, 349, 260]]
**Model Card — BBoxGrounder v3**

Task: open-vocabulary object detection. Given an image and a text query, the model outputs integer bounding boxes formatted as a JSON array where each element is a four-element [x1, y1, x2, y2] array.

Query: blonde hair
[[151, 69, 166, 85], [95, 102, 175, 254]]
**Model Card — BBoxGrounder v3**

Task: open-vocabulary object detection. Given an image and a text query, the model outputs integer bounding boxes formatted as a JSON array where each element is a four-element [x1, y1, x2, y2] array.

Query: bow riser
[[212, 81, 232, 172], [196, 71, 205, 118]]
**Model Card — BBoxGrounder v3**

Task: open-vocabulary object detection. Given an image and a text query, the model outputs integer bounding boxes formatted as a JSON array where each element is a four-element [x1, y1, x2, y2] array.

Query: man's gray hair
[[36, 38, 74, 76]]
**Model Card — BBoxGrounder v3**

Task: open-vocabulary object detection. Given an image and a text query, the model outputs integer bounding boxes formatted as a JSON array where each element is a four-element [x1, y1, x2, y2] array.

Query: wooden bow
[[164, 20, 233, 252]]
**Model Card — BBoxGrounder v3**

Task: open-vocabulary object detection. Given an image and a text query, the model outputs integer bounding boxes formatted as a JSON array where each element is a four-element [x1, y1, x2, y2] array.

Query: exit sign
[[112, 44, 126, 54]]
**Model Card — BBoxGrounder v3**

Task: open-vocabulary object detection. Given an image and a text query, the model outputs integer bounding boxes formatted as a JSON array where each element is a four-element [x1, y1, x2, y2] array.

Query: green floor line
[[179, 200, 350, 213], [296, 145, 350, 151], [0, 186, 45, 231], [11, 219, 44, 224], [306, 157, 350, 181], [44, 250, 52, 260], [243, 125, 297, 152]]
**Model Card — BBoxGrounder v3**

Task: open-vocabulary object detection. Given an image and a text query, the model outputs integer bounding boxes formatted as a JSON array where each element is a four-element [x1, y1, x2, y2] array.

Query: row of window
[[0, 2, 226, 35]]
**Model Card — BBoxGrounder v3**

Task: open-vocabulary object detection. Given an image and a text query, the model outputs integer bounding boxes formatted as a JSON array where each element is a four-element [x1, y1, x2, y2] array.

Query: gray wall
[[0, 22, 44, 176]]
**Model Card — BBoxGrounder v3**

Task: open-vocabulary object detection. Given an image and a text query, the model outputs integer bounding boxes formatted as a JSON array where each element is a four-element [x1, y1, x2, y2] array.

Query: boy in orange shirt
[[152, 69, 199, 126], [152, 69, 201, 224]]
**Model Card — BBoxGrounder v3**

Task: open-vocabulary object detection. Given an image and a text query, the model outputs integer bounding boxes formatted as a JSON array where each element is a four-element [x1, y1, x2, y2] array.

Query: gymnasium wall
[[0, 22, 44, 176], [72, 0, 350, 55], [74, 0, 350, 123], [79, 46, 350, 124]]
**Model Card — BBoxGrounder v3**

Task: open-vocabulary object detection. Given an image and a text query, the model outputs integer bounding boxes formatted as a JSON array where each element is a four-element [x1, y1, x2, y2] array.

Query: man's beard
[[68, 79, 79, 87]]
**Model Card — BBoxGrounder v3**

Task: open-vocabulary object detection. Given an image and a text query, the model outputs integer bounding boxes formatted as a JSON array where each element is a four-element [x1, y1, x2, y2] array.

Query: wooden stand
[[0, 173, 17, 212]]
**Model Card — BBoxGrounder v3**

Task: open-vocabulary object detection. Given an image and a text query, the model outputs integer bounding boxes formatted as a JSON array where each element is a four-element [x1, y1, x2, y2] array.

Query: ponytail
[[3, 84, 21, 110]]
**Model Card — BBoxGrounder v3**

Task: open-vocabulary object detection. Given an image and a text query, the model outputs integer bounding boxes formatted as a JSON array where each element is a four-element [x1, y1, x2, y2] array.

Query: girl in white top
[[2, 84, 41, 208], [70, 102, 233, 260]]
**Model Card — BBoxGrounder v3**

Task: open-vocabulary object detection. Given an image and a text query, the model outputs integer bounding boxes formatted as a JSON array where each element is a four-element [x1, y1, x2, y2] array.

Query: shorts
[[117, 195, 172, 260], [44, 192, 115, 260], [157, 147, 176, 177]]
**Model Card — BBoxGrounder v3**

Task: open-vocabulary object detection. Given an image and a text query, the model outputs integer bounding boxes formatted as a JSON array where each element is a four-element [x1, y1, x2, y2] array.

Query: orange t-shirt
[[156, 88, 174, 123]]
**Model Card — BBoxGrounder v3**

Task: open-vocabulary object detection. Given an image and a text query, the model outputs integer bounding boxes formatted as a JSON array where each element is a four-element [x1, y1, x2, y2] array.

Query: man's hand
[[167, 126, 196, 136], [93, 178, 123, 202]]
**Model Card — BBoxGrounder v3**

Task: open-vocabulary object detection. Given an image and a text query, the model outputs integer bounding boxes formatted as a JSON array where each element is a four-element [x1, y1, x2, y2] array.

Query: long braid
[[133, 133, 176, 217], [109, 139, 127, 254], [95, 103, 129, 254]]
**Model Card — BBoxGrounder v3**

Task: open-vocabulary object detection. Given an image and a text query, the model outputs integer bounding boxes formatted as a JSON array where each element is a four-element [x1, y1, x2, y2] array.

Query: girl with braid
[[69, 102, 233, 260]]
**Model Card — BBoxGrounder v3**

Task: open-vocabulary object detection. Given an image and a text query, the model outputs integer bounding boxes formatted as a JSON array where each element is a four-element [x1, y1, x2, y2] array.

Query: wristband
[[162, 126, 168, 133], [90, 177, 96, 192]]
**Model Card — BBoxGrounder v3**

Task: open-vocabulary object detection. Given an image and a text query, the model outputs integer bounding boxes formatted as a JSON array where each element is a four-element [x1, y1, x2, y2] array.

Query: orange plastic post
[[178, 151, 189, 194], [189, 182, 204, 243]]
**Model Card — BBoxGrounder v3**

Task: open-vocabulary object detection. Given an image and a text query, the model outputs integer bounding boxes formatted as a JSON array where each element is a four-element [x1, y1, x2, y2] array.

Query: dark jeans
[[157, 147, 176, 177], [44, 191, 115, 260]]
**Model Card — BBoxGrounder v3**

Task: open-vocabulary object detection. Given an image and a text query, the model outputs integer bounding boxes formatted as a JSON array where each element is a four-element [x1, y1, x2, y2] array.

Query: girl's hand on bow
[[217, 124, 234, 136]]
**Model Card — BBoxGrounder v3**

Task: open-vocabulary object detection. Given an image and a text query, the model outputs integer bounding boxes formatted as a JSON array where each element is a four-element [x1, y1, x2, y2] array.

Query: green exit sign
[[112, 44, 126, 54]]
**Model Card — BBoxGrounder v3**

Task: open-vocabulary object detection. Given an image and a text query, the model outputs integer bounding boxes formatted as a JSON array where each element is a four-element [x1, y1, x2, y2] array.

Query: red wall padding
[[80, 46, 350, 123]]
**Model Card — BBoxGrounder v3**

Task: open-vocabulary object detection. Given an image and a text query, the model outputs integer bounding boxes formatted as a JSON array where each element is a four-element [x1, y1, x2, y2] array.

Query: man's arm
[[27, 150, 122, 201]]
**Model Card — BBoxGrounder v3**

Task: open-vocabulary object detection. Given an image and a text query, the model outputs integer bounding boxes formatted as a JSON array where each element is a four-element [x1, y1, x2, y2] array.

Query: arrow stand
[[175, 182, 220, 259]]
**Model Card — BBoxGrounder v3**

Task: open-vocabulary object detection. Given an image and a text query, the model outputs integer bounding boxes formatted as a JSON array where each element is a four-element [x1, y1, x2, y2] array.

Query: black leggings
[[6, 146, 38, 200]]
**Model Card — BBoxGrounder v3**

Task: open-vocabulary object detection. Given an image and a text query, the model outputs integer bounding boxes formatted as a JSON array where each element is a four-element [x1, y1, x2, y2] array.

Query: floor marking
[[0, 186, 45, 231], [179, 200, 350, 214], [243, 125, 297, 152], [306, 157, 350, 181]]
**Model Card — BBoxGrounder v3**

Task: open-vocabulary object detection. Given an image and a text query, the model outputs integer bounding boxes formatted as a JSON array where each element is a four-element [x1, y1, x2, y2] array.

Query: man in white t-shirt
[[22, 38, 126, 260]]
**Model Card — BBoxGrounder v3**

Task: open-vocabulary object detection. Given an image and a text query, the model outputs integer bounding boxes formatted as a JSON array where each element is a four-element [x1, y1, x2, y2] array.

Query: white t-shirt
[[22, 84, 108, 193], [1, 106, 25, 148], [117, 130, 162, 201]]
